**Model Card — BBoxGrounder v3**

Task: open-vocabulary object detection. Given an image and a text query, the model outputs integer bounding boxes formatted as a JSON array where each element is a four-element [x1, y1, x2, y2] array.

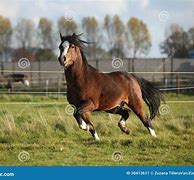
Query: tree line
[[0, 15, 193, 63], [160, 23, 194, 58], [0, 15, 151, 62]]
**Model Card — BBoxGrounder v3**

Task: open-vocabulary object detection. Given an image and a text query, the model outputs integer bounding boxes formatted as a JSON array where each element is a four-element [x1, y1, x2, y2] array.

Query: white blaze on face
[[61, 41, 70, 62]]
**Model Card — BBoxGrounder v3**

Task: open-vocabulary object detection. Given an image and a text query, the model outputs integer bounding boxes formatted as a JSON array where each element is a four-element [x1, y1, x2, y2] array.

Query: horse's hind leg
[[128, 98, 157, 137], [107, 107, 131, 134], [117, 108, 131, 134]]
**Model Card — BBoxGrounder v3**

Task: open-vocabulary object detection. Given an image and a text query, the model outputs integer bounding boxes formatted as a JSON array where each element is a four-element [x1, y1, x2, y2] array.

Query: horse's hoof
[[118, 122, 131, 135], [125, 129, 130, 134], [121, 126, 131, 135], [124, 128, 130, 135]]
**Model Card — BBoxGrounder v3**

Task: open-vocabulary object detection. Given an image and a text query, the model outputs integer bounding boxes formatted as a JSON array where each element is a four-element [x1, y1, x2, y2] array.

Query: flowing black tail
[[133, 75, 163, 120]]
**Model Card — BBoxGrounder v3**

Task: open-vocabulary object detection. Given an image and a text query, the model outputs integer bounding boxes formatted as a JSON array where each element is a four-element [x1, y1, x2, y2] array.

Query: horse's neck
[[65, 54, 88, 85]]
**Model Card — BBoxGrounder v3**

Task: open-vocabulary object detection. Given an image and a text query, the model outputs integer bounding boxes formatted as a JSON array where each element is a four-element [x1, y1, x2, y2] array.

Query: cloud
[[0, 0, 20, 25], [0, 0, 193, 57], [0, 0, 130, 23], [142, 0, 149, 8]]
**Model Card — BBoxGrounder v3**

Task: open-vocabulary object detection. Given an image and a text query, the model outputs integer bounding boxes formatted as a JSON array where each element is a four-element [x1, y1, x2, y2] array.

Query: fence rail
[[0, 71, 193, 95], [0, 58, 194, 95]]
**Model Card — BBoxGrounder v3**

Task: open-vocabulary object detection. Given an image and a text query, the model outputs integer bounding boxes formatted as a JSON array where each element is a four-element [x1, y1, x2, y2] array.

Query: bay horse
[[58, 33, 163, 140], [4, 74, 29, 90]]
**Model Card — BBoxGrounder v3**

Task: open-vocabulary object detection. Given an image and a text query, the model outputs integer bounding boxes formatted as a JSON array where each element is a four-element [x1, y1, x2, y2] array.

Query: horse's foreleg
[[82, 112, 100, 141], [73, 111, 89, 131], [74, 100, 100, 140]]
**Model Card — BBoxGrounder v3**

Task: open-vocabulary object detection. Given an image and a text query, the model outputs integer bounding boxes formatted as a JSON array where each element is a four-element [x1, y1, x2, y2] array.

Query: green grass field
[[0, 93, 194, 166]]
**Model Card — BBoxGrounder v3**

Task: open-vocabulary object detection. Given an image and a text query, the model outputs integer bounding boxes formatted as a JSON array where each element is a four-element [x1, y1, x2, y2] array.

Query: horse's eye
[[59, 46, 63, 50], [71, 45, 75, 48]]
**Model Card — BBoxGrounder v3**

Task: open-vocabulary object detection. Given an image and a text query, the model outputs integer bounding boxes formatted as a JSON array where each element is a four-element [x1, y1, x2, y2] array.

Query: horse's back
[[101, 71, 137, 87], [93, 71, 138, 110]]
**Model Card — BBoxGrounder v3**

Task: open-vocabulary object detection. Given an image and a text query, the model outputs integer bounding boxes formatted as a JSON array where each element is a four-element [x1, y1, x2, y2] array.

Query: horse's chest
[[66, 87, 87, 106]]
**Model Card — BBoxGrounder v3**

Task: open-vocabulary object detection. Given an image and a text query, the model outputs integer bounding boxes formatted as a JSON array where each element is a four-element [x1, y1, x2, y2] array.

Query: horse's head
[[58, 33, 87, 69]]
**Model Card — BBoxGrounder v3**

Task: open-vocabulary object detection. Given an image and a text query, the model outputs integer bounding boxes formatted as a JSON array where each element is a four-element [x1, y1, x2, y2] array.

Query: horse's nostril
[[64, 57, 66, 61]]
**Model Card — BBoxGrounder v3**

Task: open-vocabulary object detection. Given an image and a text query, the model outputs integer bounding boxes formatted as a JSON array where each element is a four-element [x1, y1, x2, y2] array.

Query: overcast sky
[[0, 0, 194, 57]]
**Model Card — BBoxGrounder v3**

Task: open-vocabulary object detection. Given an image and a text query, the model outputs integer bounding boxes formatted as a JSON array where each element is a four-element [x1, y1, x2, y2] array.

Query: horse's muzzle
[[64, 61, 71, 69], [58, 57, 64, 66]]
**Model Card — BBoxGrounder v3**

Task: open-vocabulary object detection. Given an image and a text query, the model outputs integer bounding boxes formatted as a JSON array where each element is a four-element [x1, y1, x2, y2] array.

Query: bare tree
[[165, 23, 183, 37], [127, 17, 151, 58], [104, 15, 125, 57], [104, 15, 111, 41], [37, 17, 53, 49], [15, 18, 35, 49], [0, 15, 12, 61], [187, 27, 194, 54], [160, 24, 190, 58], [58, 16, 77, 35], [82, 16, 101, 59]]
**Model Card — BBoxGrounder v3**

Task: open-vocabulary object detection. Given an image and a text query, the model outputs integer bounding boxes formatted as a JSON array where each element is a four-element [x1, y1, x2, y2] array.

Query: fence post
[[176, 74, 180, 96], [12, 61, 15, 73], [96, 59, 99, 69], [45, 79, 49, 96], [38, 59, 41, 86], [132, 58, 135, 72], [1, 61, 4, 75], [30, 61, 33, 87], [58, 76, 61, 99], [170, 56, 174, 86], [127, 58, 131, 72], [162, 58, 166, 92], [152, 75, 155, 83]]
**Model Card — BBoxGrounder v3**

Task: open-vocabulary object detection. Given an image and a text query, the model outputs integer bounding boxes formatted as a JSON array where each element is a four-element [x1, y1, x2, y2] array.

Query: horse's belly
[[97, 95, 127, 111]]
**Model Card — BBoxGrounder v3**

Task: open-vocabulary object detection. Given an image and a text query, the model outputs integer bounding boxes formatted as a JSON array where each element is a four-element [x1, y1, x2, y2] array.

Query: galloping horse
[[58, 33, 163, 140], [4, 74, 29, 90]]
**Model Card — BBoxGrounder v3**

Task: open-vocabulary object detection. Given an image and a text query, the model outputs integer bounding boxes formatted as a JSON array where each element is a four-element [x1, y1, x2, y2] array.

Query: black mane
[[61, 33, 89, 64]]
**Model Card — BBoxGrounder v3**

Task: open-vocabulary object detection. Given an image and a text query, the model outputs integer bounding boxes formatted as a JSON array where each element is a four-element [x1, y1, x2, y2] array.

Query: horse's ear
[[72, 33, 76, 37], [60, 32, 63, 41], [77, 33, 83, 37]]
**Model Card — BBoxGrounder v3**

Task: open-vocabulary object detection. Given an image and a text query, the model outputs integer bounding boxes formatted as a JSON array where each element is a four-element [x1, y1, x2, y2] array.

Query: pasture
[[0, 93, 194, 166]]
